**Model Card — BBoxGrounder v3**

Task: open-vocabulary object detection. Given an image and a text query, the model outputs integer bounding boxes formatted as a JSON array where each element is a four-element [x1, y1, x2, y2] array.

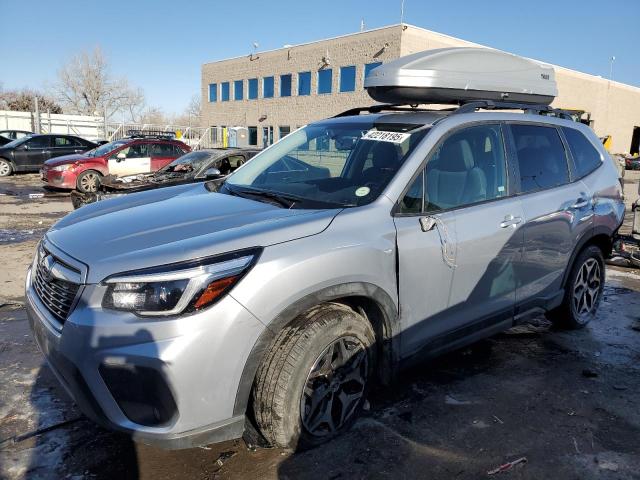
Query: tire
[[0, 158, 13, 177], [76, 170, 102, 193], [546, 245, 605, 329], [252, 303, 376, 450]]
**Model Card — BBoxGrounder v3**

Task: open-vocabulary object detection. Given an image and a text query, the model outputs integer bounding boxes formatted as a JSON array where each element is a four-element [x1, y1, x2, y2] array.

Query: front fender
[[231, 281, 399, 417]]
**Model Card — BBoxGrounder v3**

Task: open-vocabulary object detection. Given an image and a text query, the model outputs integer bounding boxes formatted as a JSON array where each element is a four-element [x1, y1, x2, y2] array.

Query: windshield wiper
[[233, 186, 298, 208]]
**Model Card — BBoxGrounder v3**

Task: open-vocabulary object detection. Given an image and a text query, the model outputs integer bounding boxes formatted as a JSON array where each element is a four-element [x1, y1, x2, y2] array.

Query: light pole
[[609, 56, 616, 81]]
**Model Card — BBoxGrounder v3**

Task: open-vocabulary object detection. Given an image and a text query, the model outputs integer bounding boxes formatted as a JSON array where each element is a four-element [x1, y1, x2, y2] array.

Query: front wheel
[[76, 170, 102, 193], [0, 159, 13, 177], [546, 245, 605, 329], [252, 303, 375, 450]]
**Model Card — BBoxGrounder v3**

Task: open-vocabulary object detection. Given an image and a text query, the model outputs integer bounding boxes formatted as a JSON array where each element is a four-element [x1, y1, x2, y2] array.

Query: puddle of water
[[0, 228, 44, 244]]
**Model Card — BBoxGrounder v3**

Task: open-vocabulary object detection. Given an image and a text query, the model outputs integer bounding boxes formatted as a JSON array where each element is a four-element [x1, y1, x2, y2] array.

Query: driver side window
[[399, 124, 508, 214], [112, 143, 148, 159]]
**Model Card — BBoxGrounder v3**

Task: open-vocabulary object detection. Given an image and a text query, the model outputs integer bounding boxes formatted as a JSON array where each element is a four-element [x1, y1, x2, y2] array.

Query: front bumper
[[41, 168, 77, 189], [26, 265, 266, 448]]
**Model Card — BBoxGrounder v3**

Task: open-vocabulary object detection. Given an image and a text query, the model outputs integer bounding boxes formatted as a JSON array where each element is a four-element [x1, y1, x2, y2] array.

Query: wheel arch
[[232, 282, 399, 417], [561, 227, 612, 290], [0, 156, 15, 171]]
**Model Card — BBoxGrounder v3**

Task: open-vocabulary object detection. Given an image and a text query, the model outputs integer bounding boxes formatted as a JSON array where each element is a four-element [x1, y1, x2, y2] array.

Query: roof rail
[[333, 104, 457, 118], [126, 129, 175, 139], [451, 100, 573, 120], [334, 100, 575, 121]]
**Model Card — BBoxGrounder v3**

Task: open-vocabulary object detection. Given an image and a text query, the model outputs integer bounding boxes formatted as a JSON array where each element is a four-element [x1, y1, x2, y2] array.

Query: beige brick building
[[201, 24, 640, 153]]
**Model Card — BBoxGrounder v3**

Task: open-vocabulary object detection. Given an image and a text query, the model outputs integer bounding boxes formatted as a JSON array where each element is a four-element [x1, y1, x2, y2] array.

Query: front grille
[[32, 255, 81, 323]]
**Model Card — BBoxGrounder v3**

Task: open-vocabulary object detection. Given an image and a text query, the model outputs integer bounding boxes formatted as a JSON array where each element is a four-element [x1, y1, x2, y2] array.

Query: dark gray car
[[0, 134, 97, 176]]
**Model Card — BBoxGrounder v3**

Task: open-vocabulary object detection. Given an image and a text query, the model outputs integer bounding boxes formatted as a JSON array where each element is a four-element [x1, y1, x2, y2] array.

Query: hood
[[47, 183, 340, 283], [44, 153, 91, 167]]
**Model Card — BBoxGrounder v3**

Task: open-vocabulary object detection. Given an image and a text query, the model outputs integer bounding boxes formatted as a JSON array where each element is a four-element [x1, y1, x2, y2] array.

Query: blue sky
[[1, 0, 638, 115]]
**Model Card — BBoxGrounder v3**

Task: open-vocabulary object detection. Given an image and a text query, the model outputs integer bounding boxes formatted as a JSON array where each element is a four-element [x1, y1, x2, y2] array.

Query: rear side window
[[562, 127, 602, 178], [150, 143, 176, 157], [511, 124, 569, 193], [54, 136, 80, 147]]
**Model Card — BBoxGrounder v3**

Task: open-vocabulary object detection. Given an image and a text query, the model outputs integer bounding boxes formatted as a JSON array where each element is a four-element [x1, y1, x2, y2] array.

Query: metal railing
[[1, 110, 224, 150], [105, 123, 223, 149]]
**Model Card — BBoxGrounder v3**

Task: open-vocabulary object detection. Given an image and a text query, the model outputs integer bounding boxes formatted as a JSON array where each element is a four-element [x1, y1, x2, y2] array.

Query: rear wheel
[[546, 245, 604, 329], [0, 159, 13, 177], [76, 170, 102, 193], [252, 303, 375, 450]]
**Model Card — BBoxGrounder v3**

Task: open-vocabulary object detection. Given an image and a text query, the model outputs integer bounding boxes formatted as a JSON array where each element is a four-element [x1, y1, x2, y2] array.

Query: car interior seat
[[426, 138, 487, 210]]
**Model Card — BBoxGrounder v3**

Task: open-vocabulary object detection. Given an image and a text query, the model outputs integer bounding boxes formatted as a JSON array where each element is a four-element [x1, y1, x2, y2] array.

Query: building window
[[248, 126, 258, 146], [262, 126, 273, 147], [279, 126, 290, 139], [298, 72, 311, 96], [221, 82, 230, 101], [208, 83, 217, 102], [263, 76, 274, 98], [340, 66, 356, 92], [248, 78, 258, 100], [234, 80, 243, 101], [280, 74, 292, 97], [318, 69, 332, 94], [363, 62, 382, 87]]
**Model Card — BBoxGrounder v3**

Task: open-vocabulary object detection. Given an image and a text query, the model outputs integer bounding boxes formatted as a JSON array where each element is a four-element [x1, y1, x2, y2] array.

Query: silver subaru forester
[[26, 53, 625, 451]]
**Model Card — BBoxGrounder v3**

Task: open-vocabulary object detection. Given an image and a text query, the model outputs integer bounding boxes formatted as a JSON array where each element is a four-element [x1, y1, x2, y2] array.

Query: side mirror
[[204, 167, 222, 179], [116, 152, 126, 161], [419, 216, 437, 232]]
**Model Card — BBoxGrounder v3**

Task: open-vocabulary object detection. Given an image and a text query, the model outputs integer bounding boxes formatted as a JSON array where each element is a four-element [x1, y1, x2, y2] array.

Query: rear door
[[149, 143, 180, 171], [506, 123, 593, 309], [107, 142, 151, 176]]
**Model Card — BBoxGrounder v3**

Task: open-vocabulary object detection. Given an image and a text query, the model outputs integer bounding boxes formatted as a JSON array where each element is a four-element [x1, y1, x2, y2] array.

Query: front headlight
[[102, 249, 260, 317], [51, 164, 73, 172]]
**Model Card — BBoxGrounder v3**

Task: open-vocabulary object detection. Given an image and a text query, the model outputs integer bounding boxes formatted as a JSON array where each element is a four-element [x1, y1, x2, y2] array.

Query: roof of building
[[203, 23, 640, 94]]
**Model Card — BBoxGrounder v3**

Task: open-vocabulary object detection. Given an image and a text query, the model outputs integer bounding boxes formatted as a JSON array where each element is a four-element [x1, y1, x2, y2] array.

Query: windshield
[[87, 139, 129, 157], [224, 120, 428, 208], [3, 137, 29, 148], [158, 151, 215, 174]]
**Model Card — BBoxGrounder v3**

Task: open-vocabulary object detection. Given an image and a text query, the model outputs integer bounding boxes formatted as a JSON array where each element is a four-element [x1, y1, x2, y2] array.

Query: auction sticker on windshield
[[363, 130, 411, 143]]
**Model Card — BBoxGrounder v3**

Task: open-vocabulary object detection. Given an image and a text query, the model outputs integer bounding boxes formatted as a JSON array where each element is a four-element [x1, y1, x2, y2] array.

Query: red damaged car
[[41, 131, 190, 192]]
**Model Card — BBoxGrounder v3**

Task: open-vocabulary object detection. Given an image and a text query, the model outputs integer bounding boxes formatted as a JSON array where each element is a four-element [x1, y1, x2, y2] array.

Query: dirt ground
[[1, 173, 639, 480]]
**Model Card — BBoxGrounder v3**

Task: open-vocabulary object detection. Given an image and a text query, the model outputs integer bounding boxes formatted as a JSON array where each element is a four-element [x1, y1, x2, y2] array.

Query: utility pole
[[609, 56, 616, 81], [34, 96, 41, 134], [400, 0, 405, 24]]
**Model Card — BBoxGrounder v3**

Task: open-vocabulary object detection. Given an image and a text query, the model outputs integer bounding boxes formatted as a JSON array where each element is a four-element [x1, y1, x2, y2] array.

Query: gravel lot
[[1, 173, 639, 480]]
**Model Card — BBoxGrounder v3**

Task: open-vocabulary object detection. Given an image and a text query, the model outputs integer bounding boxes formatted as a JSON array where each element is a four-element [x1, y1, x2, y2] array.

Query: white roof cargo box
[[365, 48, 557, 105]]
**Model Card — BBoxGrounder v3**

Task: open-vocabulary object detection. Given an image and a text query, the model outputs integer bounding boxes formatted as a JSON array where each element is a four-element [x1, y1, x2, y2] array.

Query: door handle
[[74, 149, 83, 153], [571, 197, 589, 209], [500, 215, 522, 228]]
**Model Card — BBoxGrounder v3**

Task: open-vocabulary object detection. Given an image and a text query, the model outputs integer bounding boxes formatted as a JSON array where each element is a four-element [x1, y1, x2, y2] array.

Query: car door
[[443, 124, 524, 333], [108, 142, 151, 176], [14, 135, 51, 170], [506, 123, 593, 308], [394, 123, 523, 358], [149, 142, 178, 171]]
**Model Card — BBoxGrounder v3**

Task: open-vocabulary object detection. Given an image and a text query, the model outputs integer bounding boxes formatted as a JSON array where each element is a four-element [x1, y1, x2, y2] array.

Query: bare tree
[[138, 106, 168, 125], [0, 89, 63, 113], [53, 47, 145, 120], [186, 94, 201, 119]]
